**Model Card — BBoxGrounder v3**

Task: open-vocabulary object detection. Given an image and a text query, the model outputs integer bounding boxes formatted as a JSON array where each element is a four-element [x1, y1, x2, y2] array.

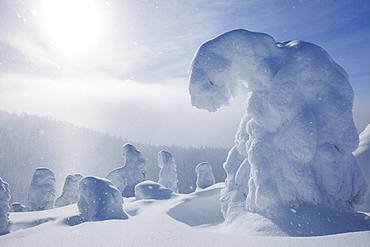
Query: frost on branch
[[26, 167, 56, 211], [158, 150, 178, 192], [0, 178, 12, 235], [195, 162, 215, 190], [106, 143, 147, 197], [78, 176, 128, 221], [55, 174, 83, 208], [189, 29, 368, 218]]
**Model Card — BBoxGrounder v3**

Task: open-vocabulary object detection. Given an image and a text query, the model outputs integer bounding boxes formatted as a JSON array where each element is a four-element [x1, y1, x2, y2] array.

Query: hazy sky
[[0, 0, 369, 148]]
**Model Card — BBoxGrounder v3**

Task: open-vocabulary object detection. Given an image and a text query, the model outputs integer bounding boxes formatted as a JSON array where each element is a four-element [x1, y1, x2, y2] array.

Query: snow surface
[[106, 143, 147, 197], [55, 174, 83, 208], [195, 162, 216, 189], [354, 124, 370, 212], [158, 150, 179, 192], [77, 176, 128, 221], [1, 183, 370, 246], [189, 29, 368, 218], [0, 178, 12, 235], [26, 168, 56, 211]]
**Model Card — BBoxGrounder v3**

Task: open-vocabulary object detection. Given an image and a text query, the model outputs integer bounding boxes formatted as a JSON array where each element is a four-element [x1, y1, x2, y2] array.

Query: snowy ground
[[1, 183, 370, 247]]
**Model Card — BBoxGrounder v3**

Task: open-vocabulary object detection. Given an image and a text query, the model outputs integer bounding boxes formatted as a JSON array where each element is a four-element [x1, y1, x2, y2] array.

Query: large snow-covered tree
[[106, 143, 147, 197], [188, 29, 368, 219], [0, 178, 12, 235], [158, 150, 178, 192], [26, 167, 56, 211]]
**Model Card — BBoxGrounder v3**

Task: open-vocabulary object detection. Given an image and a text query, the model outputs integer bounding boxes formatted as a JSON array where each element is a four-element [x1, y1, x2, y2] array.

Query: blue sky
[[0, 0, 369, 148]]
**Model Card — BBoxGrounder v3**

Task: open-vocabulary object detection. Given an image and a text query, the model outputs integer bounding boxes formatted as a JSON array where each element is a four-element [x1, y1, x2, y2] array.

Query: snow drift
[[189, 29, 368, 219]]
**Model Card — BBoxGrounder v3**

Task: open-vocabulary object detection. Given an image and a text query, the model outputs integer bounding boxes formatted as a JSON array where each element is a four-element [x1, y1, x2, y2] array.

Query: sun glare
[[41, 0, 101, 59]]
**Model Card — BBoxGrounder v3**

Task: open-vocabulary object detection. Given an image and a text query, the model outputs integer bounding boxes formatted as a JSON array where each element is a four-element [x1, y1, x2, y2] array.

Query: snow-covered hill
[[1, 183, 370, 247]]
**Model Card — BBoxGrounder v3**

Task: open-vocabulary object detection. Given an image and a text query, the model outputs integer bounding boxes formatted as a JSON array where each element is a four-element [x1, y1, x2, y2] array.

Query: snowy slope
[[1, 183, 370, 247]]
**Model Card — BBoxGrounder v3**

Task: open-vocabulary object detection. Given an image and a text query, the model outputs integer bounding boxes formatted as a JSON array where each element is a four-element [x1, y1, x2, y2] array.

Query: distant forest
[[0, 110, 229, 203]]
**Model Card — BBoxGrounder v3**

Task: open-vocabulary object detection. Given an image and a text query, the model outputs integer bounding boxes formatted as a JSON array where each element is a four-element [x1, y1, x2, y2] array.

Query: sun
[[41, 0, 102, 59]]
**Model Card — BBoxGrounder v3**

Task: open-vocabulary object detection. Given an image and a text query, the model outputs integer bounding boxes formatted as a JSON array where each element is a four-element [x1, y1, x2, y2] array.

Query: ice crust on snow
[[135, 180, 173, 200], [106, 143, 147, 197], [195, 162, 216, 189], [26, 167, 56, 211], [78, 176, 128, 221], [354, 124, 370, 212], [189, 29, 368, 218], [158, 150, 178, 192], [0, 178, 12, 235], [55, 174, 83, 208]]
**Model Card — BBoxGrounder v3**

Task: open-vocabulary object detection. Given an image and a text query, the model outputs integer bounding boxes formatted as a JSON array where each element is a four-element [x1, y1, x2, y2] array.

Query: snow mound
[[55, 174, 83, 208], [354, 124, 370, 212], [106, 143, 147, 197], [135, 180, 173, 200], [78, 176, 128, 221], [26, 168, 56, 211], [189, 29, 368, 218]]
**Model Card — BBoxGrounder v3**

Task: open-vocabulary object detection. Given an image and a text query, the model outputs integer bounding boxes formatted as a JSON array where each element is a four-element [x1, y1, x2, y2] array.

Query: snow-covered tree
[[11, 202, 26, 212], [354, 124, 370, 212], [55, 174, 83, 208], [106, 143, 147, 197], [188, 29, 368, 219], [26, 167, 56, 211], [0, 178, 12, 235], [78, 176, 128, 221], [158, 150, 178, 192], [135, 180, 173, 200], [195, 162, 215, 190]]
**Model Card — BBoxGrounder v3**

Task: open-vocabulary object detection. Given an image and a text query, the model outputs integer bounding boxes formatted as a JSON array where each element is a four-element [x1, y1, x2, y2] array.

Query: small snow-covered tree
[[78, 176, 128, 221], [55, 174, 83, 208], [195, 162, 215, 189], [106, 143, 147, 197], [158, 150, 178, 192], [188, 29, 368, 219], [26, 167, 56, 211], [0, 178, 12, 235], [135, 181, 173, 200]]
